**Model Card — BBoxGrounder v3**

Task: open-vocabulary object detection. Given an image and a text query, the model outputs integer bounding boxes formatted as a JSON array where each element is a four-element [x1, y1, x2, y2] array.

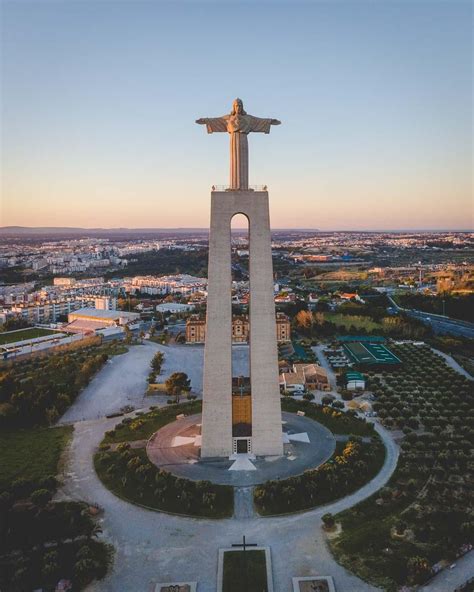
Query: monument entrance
[[196, 99, 284, 458]]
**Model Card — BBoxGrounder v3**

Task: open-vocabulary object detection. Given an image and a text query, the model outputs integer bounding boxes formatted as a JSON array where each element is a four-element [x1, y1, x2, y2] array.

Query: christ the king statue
[[196, 98, 281, 190]]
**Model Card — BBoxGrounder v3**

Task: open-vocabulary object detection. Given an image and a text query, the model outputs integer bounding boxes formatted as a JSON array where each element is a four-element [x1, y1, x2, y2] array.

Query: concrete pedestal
[[201, 191, 283, 458]]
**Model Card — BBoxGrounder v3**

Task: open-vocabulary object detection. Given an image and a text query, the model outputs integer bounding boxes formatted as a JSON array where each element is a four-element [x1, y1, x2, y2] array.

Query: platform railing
[[211, 185, 268, 192]]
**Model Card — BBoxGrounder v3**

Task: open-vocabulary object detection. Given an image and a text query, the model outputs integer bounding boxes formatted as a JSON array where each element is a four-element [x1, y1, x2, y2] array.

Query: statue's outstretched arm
[[247, 115, 281, 133], [195, 117, 227, 133]]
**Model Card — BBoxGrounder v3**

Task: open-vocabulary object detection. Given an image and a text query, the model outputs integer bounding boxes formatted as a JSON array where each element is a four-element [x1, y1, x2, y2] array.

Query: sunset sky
[[1, 0, 472, 230]]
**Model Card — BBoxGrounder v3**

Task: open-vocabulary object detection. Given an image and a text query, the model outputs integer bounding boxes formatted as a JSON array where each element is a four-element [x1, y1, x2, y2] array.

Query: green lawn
[[0, 327, 59, 345], [0, 425, 72, 488], [223, 550, 268, 592], [324, 313, 383, 332]]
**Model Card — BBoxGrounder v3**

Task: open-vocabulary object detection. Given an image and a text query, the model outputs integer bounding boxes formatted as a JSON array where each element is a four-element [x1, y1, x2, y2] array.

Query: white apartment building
[[129, 274, 207, 295], [11, 296, 95, 323], [94, 296, 118, 310]]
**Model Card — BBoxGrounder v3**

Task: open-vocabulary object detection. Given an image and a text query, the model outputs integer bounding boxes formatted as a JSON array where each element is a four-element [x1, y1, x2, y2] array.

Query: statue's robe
[[202, 114, 273, 189]]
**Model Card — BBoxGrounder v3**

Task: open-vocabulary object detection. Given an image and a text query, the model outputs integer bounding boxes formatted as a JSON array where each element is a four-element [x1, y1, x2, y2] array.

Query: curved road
[[58, 343, 400, 592]]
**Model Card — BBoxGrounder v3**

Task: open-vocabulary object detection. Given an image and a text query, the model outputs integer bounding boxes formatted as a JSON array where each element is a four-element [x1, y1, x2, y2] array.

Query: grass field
[[0, 425, 73, 488], [324, 313, 383, 332], [0, 327, 59, 345], [223, 550, 268, 592]]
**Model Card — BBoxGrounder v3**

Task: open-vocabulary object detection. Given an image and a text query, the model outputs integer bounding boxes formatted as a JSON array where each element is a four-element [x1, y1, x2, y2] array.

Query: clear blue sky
[[1, 0, 472, 229]]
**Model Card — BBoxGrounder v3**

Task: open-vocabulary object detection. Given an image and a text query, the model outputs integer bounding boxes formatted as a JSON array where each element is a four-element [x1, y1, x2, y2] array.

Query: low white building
[[156, 302, 195, 314], [345, 371, 366, 390]]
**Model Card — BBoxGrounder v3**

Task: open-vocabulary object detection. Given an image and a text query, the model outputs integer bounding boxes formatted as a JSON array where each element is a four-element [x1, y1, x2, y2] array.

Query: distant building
[[156, 302, 195, 314], [186, 312, 291, 344], [186, 315, 206, 343], [275, 312, 290, 341], [68, 308, 140, 326], [53, 278, 77, 286], [280, 363, 330, 392], [344, 371, 366, 390], [274, 292, 296, 304], [66, 307, 140, 334], [129, 274, 207, 296], [11, 297, 94, 323], [94, 296, 117, 310], [340, 292, 365, 303]]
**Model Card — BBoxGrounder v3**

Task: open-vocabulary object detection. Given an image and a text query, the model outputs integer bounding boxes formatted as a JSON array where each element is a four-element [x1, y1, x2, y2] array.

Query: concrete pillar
[[201, 190, 283, 458], [200, 192, 233, 457], [248, 193, 284, 456]]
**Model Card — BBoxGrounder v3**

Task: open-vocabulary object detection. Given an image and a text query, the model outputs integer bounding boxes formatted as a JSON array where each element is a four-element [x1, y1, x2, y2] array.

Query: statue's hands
[[195, 118, 207, 125], [271, 119, 281, 125]]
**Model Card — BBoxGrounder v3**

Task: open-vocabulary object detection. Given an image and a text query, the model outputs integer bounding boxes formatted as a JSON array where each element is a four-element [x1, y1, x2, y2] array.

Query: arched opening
[[230, 213, 251, 445]]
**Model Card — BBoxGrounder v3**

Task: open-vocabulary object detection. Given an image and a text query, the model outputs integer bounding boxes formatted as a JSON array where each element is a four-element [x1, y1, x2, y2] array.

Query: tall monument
[[196, 99, 284, 458]]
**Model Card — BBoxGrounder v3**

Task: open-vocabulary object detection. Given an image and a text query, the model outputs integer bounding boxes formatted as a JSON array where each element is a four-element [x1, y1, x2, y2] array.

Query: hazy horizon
[[1, 224, 473, 234], [1, 1, 472, 230]]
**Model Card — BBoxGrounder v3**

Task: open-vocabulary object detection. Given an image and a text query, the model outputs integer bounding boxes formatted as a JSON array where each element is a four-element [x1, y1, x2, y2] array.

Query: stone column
[[248, 192, 284, 456], [200, 192, 233, 457]]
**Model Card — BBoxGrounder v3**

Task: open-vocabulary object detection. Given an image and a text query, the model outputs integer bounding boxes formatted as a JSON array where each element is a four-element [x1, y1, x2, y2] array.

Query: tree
[[407, 556, 431, 585], [151, 351, 164, 373], [322, 512, 335, 528], [30, 488, 52, 507], [295, 310, 314, 333], [321, 395, 335, 406], [165, 372, 191, 403]]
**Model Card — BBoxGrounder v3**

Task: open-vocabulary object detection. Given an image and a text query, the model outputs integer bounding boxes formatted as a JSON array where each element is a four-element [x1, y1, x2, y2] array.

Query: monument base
[[146, 412, 335, 487]]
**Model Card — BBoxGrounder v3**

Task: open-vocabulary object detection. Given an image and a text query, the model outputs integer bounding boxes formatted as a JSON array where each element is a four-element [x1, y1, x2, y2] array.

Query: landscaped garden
[[254, 435, 385, 515], [95, 401, 234, 518], [330, 343, 474, 590], [254, 399, 384, 515], [281, 398, 375, 436]]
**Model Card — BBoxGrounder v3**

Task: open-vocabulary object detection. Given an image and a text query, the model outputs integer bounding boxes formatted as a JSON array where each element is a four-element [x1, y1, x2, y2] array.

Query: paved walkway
[[419, 551, 474, 592], [234, 487, 255, 519]]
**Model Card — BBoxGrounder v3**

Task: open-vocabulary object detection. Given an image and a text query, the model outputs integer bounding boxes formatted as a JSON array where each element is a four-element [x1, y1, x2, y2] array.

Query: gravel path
[[152, 342, 250, 395], [59, 344, 157, 423], [58, 342, 250, 423]]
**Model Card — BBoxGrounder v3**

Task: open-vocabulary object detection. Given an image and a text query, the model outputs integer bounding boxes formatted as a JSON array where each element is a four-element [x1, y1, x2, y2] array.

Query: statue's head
[[231, 98, 246, 115]]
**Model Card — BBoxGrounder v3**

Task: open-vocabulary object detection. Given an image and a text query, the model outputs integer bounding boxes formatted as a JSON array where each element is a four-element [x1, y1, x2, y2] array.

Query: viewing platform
[[211, 184, 268, 192]]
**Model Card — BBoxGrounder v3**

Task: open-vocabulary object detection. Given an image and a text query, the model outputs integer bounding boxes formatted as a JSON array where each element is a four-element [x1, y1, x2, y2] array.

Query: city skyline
[[1, 1, 472, 230]]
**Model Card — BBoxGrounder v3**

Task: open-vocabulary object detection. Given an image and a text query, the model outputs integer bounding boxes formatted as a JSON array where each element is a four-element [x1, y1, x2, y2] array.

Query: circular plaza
[[146, 411, 336, 486]]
